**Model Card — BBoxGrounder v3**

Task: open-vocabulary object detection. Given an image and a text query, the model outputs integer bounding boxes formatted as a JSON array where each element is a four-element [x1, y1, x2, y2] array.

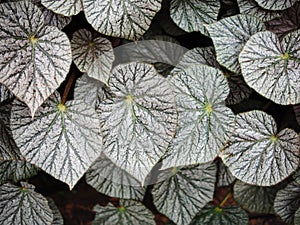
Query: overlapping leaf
[[71, 29, 114, 84], [234, 180, 280, 213], [83, 0, 162, 40], [221, 110, 300, 186], [237, 0, 282, 22], [98, 62, 177, 183], [92, 200, 155, 225], [170, 0, 220, 35], [190, 205, 249, 225], [0, 84, 13, 104], [254, 0, 297, 10], [162, 64, 235, 169], [86, 153, 145, 200], [10, 92, 102, 189], [41, 0, 82, 16], [239, 30, 300, 105], [217, 160, 235, 187], [0, 182, 53, 225], [152, 163, 216, 225], [205, 15, 265, 74], [0, 1, 72, 117], [274, 181, 300, 224]]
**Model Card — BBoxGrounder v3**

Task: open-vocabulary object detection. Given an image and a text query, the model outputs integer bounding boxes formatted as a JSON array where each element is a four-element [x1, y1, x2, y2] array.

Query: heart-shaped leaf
[[0, 182, 53, 225], [10, 92, 102, 189], [254, 0, 297, 10], [41, 0, 82, 16], [274, 181, 300, 224], [170, 0, 220, 35], [71, 29, 114, 84], [239, 30, 300, 105], [152, 163, 216, 225], [83, 0, 162, 40], [190, 205, 249, 225], [98, 62, 177, 183], [237, 0, 282, 22], [0, 1, 72, 117], [86, 153, 145, 200], [205, 14, 265, 74], [221, 110, 300, 186], [92, 200, 155, 225], [162, 64, 235, 169]]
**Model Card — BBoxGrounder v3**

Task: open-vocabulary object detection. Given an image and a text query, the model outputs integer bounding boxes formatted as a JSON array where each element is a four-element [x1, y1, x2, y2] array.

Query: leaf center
[[205, 104, 213, 114], [118, 206, 126, 212], [270, 135, 279, 142], [171, 167, 179, 175], [280, 52, 290, 60], [214, 207, 223, 214], [57, 104, 67, 112], [29, 35, 38, 45], [125, 95, 134, 104]]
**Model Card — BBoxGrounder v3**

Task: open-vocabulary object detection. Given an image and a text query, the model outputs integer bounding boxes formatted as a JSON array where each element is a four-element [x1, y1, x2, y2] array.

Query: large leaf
[[205, 15, 265, 74], [239, 30, 300, 105], [0, 182, 53, 225], [10, 92, 102, 189], [221, 110, 300, 186], [0, 121, 38, 185], [86, 153, 145, 200], [190, 205, 249, 225], [41, 0, 82, 16], [254, 0, 297, 10], [237, 0, 282, 22], [71, 29, 114, 84], [274, 181, 300, 224], [234, 180, 280, 213], [170, 0, 220, 35], [0, 1, 72, 117], [92, 200, 155, 225], [152, 163, 216, 225], [83, 0, 162, 40], [99, 62, 177, 183], [162, 64, 235, 169]]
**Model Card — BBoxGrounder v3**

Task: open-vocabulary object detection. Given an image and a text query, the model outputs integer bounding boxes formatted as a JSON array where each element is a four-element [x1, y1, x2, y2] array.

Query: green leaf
[[221, 110, 300, 186], [0, 182, 53, 225], [47, 198, 63, 225], [170, 0, 220, 35], [86, 153, 145, 200], [240, 30, 300, 105], [152, 163, 216, 225], [205, 14, 265, 74], [237, 0, 282, 22], [254, 0, 297, 10], [190, 205, 249, 225], [0, 1, 72, 117], [92, 200, 155, 225], [234, 180, 281, 213], [98, 62, 177, 183], [41, 0, 82, 16], [71, 29, 114, 84], [274, 181, 300, 224], [162, 64, 235, 169], [83, 0, 162, 40], [217, 160, 235, 187], [10, 92, 102, 189]]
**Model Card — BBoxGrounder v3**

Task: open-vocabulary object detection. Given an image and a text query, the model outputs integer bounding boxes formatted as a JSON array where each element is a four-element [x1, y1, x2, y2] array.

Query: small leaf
[[237, 0, 282, 22], [254, 0, 297, 10], [98, 62, 177, 183], [10, 92, 102, 189], [234, 180, 281, 213], [294, 207, 300, 225], [47, 198, 63, 225], [190, 205, 249, 225], [0, 182, 53, 225], [41, 0, 82, 16], [162, 64, 235, 169], [152, 163, 216, 225], [71, 29, 114, 84], [83, 0, 162, 40], [205, 14, 265, 74], [0, 1, 72, 117], [86, 153, 145, 200], [92, 200, 155, 225], [221, 110, 300, 186], [170, 0, 220, 35], [217, 160, 235, 187], [239, 30, 300, 105], [274, 181, 300, 224]]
